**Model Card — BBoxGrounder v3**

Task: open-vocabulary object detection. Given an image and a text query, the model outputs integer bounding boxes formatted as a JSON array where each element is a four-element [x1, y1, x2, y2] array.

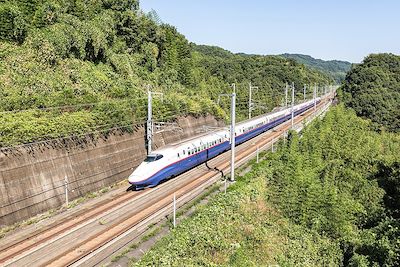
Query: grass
[[111, 248, 130, 262], [109, 176, 226, 265], [141, 227, 161, 242], [129, 243, 139, 250], [132, 160, 341, 266], [98, 219, 107, 225], [109, 227, 162, 264], [0, 208, 56, 239], [174, 183, 220, 219]]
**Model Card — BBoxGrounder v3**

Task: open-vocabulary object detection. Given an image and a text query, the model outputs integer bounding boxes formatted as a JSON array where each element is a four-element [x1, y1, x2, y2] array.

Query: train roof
[[165, 127, 228, 148], [154, 99, 317, 153]]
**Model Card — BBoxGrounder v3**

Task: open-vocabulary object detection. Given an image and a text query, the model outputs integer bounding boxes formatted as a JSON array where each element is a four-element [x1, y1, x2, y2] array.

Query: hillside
[[0, 1, 332, 147], [340, 53, 400, 132], [281, 53, 352, 83], [135, 105, 400, 266], [133, 55, 400, 267]]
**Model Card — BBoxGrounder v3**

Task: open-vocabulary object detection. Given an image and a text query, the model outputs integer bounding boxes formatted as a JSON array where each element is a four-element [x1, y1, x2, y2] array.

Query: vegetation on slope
[[0, 0, 332, 147], [193, 44, 331, 109], [340, 53, 400, 132], [135, 105, 400, 266], [281, 53, 352, 83]]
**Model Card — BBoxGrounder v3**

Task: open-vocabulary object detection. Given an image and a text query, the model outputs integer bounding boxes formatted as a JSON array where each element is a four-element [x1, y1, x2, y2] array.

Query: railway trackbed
[[0, 99, 331, 267]]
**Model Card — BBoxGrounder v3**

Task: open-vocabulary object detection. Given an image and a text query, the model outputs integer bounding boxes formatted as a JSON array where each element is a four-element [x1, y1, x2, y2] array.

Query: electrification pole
[[303, 84, 306, 101], [218, 84, 236, 182], [291, 82, 295, 127], [248, 82, 258, 119], [64, 176, 69, 207], [147, 88, 152, 155], [285, 82, 288, 107], [249, 82, 252, 119], [230, 83, 236, 182], [146, 86, 163, 155], [173, 193, 176, 228], [249, 82, 253, 119], [313, 83, 317, 110]]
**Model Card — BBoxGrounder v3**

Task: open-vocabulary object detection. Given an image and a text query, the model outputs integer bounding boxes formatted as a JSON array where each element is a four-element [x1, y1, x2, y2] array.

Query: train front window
[[144, 154, 163, 162]]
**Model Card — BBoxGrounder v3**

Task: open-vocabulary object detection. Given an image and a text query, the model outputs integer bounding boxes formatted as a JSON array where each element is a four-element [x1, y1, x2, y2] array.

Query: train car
[[128, 98, 320, 189]]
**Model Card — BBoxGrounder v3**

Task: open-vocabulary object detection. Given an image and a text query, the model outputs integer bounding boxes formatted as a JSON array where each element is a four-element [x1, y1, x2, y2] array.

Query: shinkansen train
[[129, 98, 321, 189]]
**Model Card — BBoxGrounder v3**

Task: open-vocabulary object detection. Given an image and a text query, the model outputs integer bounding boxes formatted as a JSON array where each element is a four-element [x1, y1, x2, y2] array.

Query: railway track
[[0, 98, 332, 267]]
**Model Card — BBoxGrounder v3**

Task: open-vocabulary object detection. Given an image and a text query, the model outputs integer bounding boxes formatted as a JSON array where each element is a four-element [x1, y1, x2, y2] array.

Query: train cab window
[[144, 154, 163, 162]]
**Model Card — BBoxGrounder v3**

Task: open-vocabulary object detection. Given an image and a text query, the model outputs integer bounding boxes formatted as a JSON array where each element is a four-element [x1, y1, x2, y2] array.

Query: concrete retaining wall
[[0, 115, 223, 226]]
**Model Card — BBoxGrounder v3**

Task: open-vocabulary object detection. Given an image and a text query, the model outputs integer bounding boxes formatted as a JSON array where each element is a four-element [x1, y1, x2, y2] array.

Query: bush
[[0, 3, 27, 43]]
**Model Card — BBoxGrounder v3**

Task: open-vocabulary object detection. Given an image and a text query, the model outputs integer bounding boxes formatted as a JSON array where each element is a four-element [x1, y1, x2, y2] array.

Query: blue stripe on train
[[133, 102, 318, 189]]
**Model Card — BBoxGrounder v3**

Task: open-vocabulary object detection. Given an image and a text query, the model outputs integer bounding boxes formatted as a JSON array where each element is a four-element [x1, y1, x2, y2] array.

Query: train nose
[[128, 174, 141, 184]]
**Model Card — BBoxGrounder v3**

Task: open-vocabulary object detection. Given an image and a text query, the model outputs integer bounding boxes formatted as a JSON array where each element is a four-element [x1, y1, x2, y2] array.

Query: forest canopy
[[281, 53, 352, 83], [0, 0, 332, 147], [135, 105, 400, 266], [340, 53, 400, 132]]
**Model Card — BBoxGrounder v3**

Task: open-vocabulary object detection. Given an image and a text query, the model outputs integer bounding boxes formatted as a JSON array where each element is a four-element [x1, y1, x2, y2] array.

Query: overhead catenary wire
[[0, 105, 200, 149], [1, 85, 329, 218], [0, 120, 147, 150], [0, 97, 148, 115], [0, 111, 212, 209]]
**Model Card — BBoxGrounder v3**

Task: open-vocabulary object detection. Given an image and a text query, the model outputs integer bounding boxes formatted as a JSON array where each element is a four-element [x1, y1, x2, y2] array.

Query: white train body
[[129, 98, 320, 189]]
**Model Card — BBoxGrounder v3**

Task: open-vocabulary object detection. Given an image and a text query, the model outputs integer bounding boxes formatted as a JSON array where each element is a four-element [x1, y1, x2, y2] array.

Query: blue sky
[[141, 0, 400, 63]]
